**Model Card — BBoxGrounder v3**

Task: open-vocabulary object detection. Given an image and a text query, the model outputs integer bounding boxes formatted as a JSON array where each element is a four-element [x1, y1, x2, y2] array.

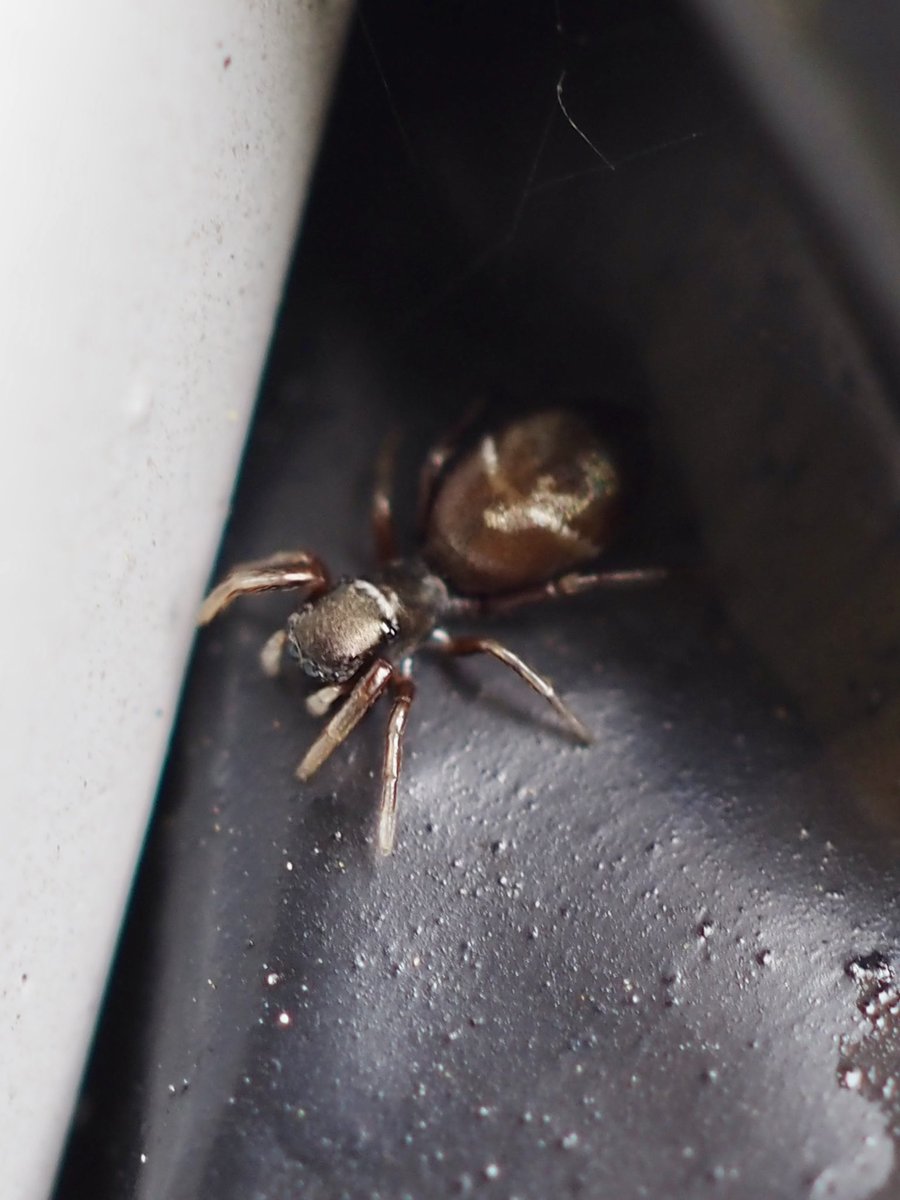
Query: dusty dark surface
[[56, 3, 900, 1198]]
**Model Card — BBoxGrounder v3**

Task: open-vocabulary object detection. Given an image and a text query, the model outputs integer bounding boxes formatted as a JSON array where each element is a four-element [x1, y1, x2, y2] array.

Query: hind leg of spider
[[449, 566, 668, 620], [416, 398, 484, 533], [432, 632, 592, 744], [377, 667, 416, 855], [296, 658, 393, 781], [371, 431, 402, 564], [199, 551, 330, 625]]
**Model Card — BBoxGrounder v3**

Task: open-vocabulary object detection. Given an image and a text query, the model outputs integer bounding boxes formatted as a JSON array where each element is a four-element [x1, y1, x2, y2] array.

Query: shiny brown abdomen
[[423, 411, 622, 595]]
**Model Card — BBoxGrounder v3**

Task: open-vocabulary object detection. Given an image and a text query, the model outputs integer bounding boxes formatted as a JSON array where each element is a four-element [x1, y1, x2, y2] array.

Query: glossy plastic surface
[[0, 5, 349, 1198]]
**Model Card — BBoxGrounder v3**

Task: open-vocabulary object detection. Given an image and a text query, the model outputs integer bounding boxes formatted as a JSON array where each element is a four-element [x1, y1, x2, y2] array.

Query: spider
[[199, 409, 663, 854]]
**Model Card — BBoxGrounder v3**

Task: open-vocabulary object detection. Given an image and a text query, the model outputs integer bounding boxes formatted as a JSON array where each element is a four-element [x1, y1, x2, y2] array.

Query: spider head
[[286, 579, 400, 684]]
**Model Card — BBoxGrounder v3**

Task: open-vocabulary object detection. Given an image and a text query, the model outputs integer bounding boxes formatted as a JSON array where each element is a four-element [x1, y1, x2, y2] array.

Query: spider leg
[[259, 629, 288, 677], [433, 632, 592, 744], [451, 566, 668, 619], [296, 658, 393, 781], [305, 682, 349, 718], [377, 666, 416, 856], [199, 551, 330, 625], [416, 398, 484, 533], [372, 431, 401, 564]]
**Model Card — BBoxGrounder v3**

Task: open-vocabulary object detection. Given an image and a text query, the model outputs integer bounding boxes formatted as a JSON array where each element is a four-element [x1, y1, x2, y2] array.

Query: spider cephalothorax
[[286, 580, 401, 684]]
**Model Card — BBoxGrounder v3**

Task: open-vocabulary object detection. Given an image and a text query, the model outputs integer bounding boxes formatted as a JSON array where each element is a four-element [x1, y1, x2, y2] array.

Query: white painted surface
[[0, 4, 351, 1197]]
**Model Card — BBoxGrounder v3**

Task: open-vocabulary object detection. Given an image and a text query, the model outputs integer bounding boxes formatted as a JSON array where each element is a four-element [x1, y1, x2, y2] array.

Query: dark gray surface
[[56, 3, 900, 1198], [687, 0, 900, 388]]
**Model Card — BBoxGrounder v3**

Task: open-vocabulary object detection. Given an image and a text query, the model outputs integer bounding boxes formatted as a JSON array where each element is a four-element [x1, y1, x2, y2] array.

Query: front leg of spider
[[198, 550, 330, 625], [295, 658, 394, 782], [378, 668, 416, 856]]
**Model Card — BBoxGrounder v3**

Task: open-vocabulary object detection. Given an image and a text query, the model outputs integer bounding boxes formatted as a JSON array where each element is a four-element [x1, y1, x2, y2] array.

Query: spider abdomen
[[423, 410, 622, 595]]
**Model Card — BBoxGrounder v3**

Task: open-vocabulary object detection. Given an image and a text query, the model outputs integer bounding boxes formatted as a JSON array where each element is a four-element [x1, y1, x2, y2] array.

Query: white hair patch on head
[[353, 579, 400, 632]]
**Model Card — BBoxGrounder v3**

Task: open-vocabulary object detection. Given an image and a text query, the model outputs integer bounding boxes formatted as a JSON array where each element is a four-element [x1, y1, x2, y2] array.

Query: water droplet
[[561, 1132, 579, 1150]]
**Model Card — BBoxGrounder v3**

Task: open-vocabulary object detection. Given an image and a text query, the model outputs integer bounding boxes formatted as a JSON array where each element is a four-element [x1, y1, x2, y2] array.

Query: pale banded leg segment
[[378, 669, 416, 856], [296, 659, 393, 781]]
